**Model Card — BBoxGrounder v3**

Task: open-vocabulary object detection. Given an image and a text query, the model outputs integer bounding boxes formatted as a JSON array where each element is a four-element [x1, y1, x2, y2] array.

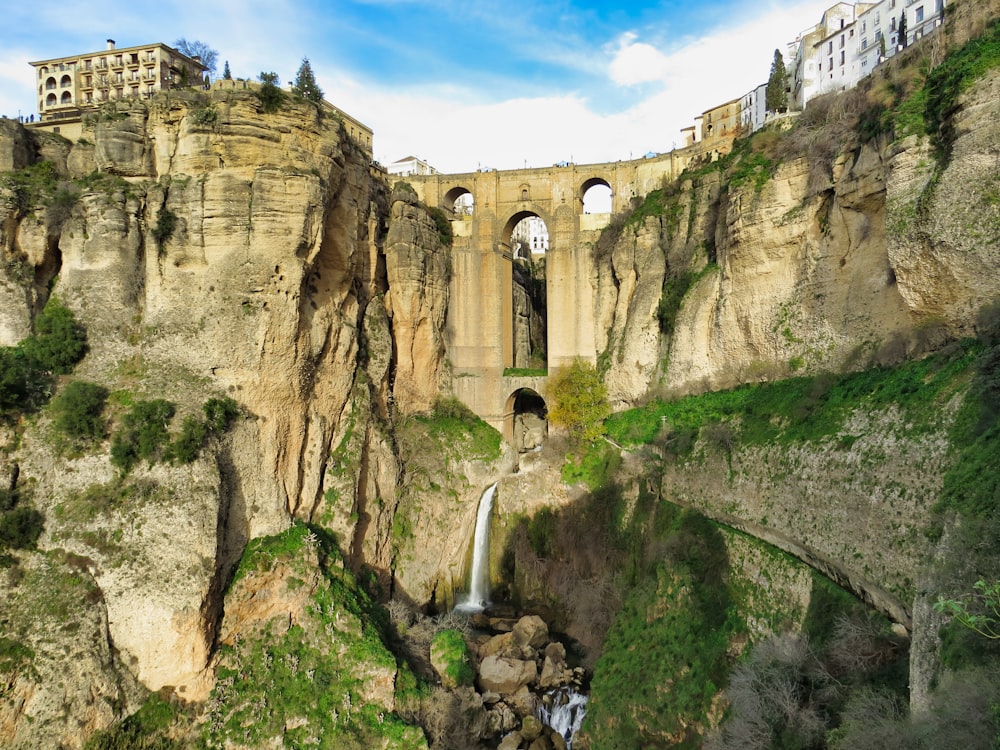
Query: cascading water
[[455, 483, 498, 612], [537, 687, 588, 748]]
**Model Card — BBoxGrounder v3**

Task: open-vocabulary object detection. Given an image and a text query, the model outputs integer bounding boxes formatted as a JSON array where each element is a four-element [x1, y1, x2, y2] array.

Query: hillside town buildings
[[28, 40, 207, 140]]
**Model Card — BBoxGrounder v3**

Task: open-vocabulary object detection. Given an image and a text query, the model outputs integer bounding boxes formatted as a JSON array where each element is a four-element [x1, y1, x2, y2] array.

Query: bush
[[150, 208, 177, 246], [0, 300, 88, 417], [166, 415, 207, 464], [0, 506, 44, 551], [110, 399, 176, 473], [50, 380, 108, 442], [20, 299, 87, 374], [204, 397, 239, 432], [547, 359, 610, 445]]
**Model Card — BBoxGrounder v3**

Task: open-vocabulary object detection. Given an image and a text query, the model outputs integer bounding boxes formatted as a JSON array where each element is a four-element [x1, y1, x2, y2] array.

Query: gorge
[[2, 2, 1000, 748]]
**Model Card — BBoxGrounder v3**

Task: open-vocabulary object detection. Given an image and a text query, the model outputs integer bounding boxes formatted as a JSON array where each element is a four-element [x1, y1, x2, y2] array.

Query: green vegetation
[[110, 396, 239, 473], [292, 56, 324, 104], [150, 208, 177, 246], [547, 359, 610, 445], [402, 397, 501, 464], [49, 380, 108, 446], [110, 399, 175, 472], [924, 19, 1000, 158], [206, 524, 426, 749], [0, 485, 44, 556], [0, 298, 88, 418], [430, 629, 475, 687], [256, 71, 285, 113], [0, 160, 60, 212], [502, 367, 547, 377], [657, 270, 697, 335], [599, 341, 975, 452], [766, 49, 789, 113], [584, 506, 742, 748], [935, 579, 1000, 640], [426, 206, 453, 248], [83, 694, 178, 750]]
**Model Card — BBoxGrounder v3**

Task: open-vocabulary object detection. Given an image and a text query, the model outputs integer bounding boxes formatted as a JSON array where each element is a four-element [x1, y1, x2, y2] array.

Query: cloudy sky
[[0, 0, 834, 173]]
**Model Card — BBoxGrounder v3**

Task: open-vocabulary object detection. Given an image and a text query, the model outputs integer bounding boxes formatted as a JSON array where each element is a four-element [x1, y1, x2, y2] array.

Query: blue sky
[[0, 0, 835, 172]]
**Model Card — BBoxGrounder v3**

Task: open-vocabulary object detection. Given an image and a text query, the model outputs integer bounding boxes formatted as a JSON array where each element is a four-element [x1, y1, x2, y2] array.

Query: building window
[[890, 0, 896, 7], [876, 30, 883, 41], [915, 6, 924, 22], [840, 50, 845, 65], [828, 41, 833, 54], [60, 74, 72, 87], [862, 37, 869, 50], [45, 77, 57, 90], [891, 17, 897, 30], [875, 13, 880, 26], [840, 35, 845, 48], [45, 93, 57, 106], [39, 66, 48, 77], [60, 91, 72, 104]]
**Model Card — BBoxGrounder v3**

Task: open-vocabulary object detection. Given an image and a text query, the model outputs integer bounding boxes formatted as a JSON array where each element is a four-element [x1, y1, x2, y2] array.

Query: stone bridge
[[407, 146, 704, 446]]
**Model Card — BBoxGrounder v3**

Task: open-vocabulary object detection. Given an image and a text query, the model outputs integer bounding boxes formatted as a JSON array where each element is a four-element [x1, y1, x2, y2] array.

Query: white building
[[511, 216, 548, 258], [740, 82, 769, 134], [788, 0, 946, 111], [388, 156, 438, 177]]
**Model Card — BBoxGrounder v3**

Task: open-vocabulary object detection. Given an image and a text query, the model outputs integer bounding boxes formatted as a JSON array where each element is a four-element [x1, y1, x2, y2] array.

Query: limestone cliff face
[[0, 88, 461, 743], [597, 69, 1000, 406]]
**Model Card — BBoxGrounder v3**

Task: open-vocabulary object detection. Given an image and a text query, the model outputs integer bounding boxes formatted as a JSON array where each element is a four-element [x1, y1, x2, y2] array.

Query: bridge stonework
[[406, 147, 702, 441]]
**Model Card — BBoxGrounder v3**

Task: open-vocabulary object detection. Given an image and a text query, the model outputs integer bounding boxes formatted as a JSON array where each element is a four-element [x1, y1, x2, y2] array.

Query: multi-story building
[[700, 97, 741, 150], [789, 0, 946, 111], [388, 155, 438, 178], [29, 40, 207, 139], [740, 82, 769, 134]]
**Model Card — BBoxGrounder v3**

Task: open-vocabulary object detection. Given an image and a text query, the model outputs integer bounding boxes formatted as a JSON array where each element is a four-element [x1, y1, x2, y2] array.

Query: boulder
[[480, 631, 515, 659], [479, 655, 537, 694], [498, 732, 522, 750], [512, 615, 549, 650], [521, 714, 544, 741]]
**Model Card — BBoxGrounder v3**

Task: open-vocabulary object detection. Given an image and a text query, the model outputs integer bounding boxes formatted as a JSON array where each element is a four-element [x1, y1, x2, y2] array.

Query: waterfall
[[455, 483, 498, 613], [537, 687, 588, 748]]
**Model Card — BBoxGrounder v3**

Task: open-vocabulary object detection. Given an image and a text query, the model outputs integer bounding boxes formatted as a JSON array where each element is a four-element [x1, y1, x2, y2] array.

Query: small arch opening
[[581, 178, 612, 214], [60, 74, 72, 88], [60, 91, 72, 104], [504, 211, 548, 370], [45, 93, 57, 106], [507, 388, 547, 453], [444, 186, 474, 217]]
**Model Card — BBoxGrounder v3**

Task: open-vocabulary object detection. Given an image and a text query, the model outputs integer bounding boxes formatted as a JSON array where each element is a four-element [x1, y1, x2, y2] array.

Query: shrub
[[166, 415, 208, 464], [204, 396, 239, 432], [50, 380, 108, 442], [547, 359, 610, 445], [426, 206, 453, 248], [21, 299, 88, 374], [110, 399, 176, 472], [0, 506, 44, 551], [150, 208, 177, 246], [256, 72, 285, 113]]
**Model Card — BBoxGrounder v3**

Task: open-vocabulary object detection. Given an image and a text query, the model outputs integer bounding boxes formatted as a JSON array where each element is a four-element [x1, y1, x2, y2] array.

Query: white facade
[[388, 156, 438, 177], [511, 216, 548, 258], [789, 0, 945, 110], [740, 82, 769, 134]]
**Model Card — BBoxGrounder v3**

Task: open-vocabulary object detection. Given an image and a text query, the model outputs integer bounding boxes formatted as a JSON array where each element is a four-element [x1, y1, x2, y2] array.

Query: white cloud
[[608, 32, 672, 86]]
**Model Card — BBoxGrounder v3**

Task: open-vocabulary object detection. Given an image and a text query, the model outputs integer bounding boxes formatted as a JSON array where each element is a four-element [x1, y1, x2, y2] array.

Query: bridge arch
[[443, 185, 474, 216], [504, 388, 547, 452], [580, 176, 613, 214]]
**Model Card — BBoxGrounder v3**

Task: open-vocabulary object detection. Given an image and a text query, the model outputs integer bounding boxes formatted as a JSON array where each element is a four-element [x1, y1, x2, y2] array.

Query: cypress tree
[[765, 49, 788, 113], [222, 60, 232, 80]]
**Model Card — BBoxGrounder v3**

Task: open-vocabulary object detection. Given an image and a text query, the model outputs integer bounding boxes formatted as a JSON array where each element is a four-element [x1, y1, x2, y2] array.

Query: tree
[[765, 49, 788, 113], [292, 57, 324, 104], [173, 38, 218, 78], [898, 12, 908, 49], [257, 71, 285, 113], [934, 580, 1000, 639], [547, 359, 610, 445], [222, 60, 232, 80]]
